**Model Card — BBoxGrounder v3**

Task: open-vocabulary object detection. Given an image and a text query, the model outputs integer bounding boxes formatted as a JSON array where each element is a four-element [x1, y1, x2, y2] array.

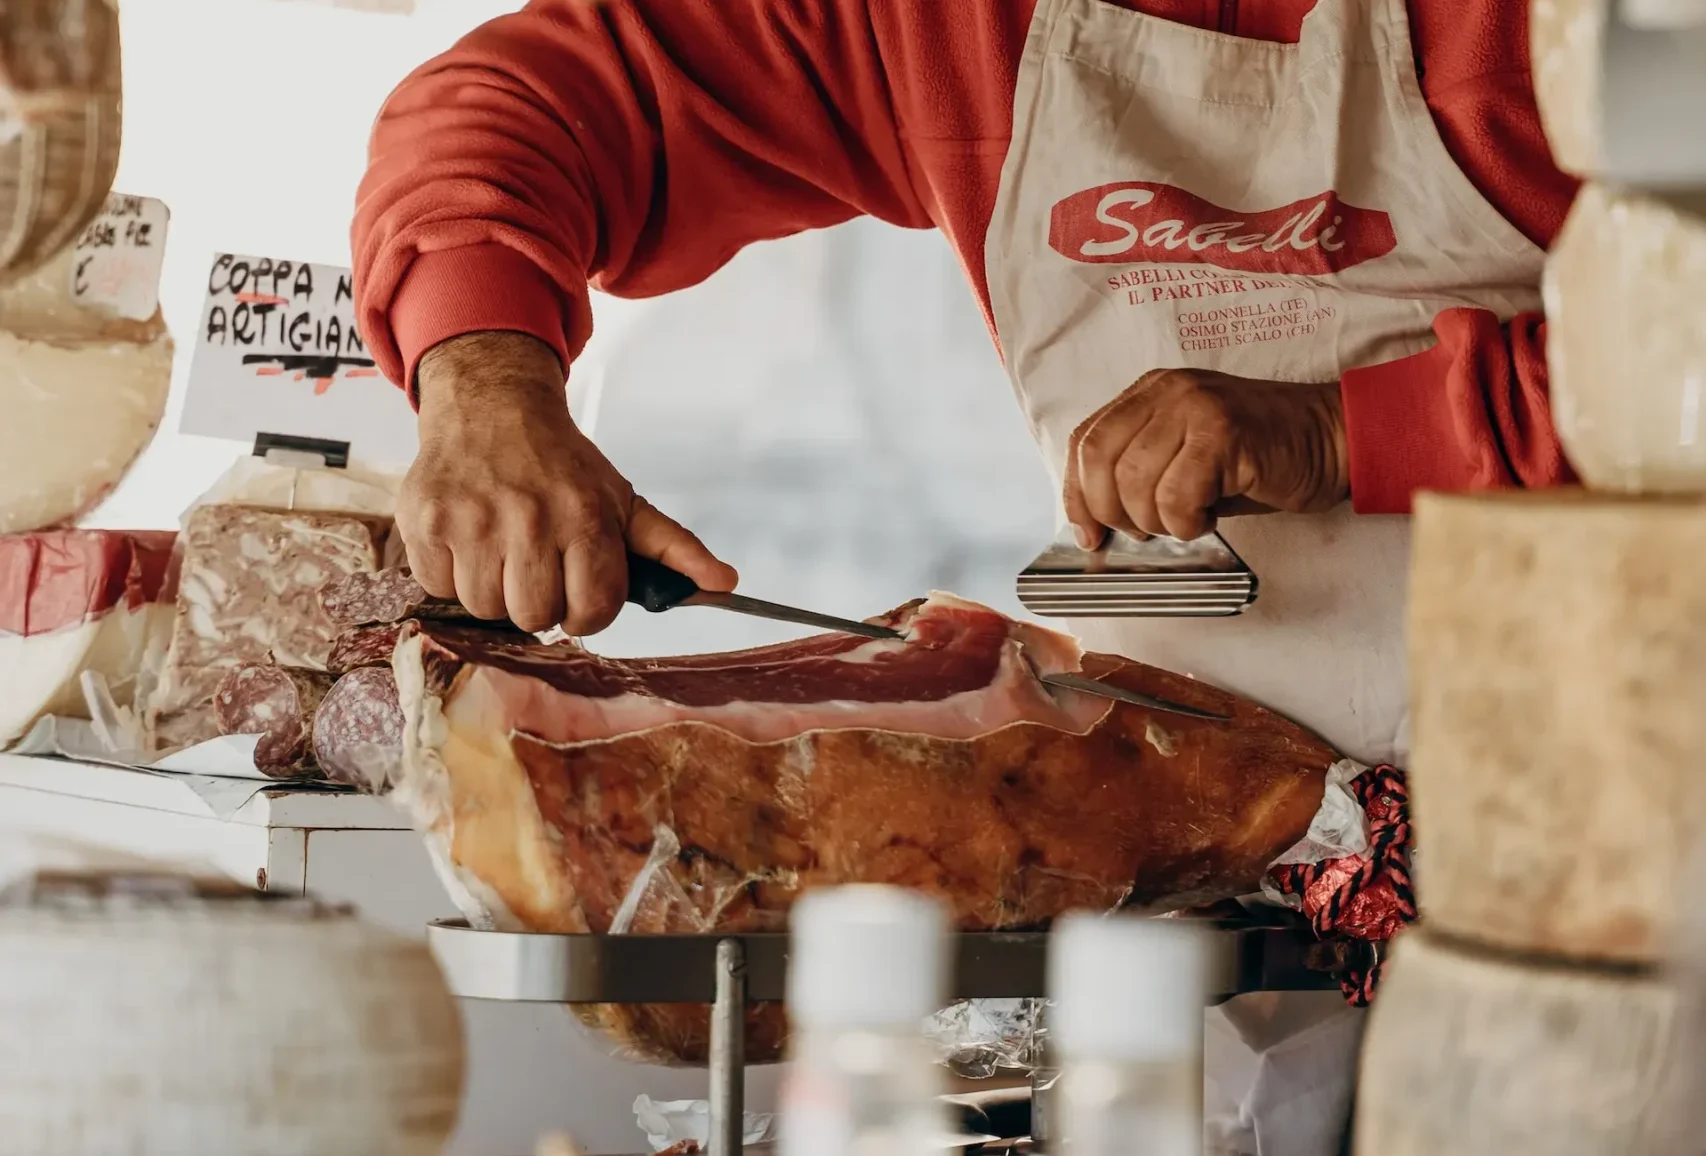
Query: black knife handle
[[625, 552, 701, 613]]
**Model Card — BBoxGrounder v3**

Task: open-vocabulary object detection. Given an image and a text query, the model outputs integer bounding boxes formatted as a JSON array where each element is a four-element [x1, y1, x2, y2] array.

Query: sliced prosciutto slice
[[387, 593, 1336, 1065]]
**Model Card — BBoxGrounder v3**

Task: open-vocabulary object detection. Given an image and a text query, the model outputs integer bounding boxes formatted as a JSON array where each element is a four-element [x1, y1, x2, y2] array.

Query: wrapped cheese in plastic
[[146, 455, 402, 751], [0, 530, 176, 748], [0, 0, 122, 282]]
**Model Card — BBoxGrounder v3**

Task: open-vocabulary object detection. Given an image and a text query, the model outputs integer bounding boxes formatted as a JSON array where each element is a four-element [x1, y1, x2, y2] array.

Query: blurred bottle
[[779, 885, 952, 1156], [1048, 914, 1210, 1156]]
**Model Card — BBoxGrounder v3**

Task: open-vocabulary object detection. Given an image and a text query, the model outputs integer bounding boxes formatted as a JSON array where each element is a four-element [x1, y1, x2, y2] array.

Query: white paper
[[180, 253, 418, 466], [3, 717, 351, 820], [67, 194, 170, 322], [633, 1096, 775, 1152]]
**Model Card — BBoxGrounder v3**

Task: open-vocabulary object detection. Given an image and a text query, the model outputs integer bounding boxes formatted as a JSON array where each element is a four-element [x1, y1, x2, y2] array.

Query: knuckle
[[404, 496, 451, 537], [504, 490, 552, 537], [558, 488, 604, 526]]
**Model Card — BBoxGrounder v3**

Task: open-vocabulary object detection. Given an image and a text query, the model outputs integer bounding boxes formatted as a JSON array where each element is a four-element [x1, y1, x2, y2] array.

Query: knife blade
[[626, 554, 1228, 720], [1038, 672, 1231, 722]]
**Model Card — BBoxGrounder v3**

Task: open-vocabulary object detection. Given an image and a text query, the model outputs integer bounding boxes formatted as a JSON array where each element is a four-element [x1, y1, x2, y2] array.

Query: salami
[[312, 666, 405, 792], [320, 568, 468, 629], [326, 623, 403, 674], [213, 665, 337, 779]]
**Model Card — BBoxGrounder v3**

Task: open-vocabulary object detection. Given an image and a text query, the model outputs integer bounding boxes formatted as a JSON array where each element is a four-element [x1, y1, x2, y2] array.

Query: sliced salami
[[326, 623, 404, 674], [319, 568, 466, 629], [313, 666, 405, 793], [213, 665, 337, 780]]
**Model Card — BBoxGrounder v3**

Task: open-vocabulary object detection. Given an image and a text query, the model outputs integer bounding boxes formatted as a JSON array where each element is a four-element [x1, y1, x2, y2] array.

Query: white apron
[[984, 0, 1545, 767]]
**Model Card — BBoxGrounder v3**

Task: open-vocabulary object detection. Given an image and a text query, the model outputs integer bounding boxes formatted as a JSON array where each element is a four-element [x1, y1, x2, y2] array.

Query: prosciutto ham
[[387, 592, 1336, 1064]]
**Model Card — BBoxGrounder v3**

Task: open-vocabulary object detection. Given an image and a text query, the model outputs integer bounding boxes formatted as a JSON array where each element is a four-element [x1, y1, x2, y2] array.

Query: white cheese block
[[0, 602, 172, 747], [1531, 0, 1605, 176], [0, 872, 465, 1156], [1408, 490, 1706, 963], [0, 530, 177, 748], [1355, 930, 1678, 1156], [1544, 184, 1706, 494]]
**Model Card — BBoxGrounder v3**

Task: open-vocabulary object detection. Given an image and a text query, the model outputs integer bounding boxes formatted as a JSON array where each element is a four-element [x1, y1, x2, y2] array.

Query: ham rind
[[391, 592, 1335, 1065]]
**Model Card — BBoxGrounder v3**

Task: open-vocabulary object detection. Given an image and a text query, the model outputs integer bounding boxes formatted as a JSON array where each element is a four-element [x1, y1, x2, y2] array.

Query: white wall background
[[94, 1, 1057, 1151]]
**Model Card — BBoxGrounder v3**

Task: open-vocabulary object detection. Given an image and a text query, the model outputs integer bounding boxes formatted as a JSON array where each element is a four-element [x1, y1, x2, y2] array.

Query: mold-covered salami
[[320, 568, 463, 629], [312, 666, 404, 793], [326, 623, 404, 674], [213, 665, 337, 779]]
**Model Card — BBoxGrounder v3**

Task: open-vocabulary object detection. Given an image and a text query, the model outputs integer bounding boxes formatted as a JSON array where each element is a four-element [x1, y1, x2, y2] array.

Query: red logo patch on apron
[[1048, 182, 1398, 274]]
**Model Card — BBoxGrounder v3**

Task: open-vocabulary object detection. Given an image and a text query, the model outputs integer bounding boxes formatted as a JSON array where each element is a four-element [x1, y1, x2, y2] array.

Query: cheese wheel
[[1530, 0, 1605, 176], [0, 871, 464, 1155], [1355, 930, 1678, 1156], [0, 0, 122, 281], [0, 237, 173, 535], [1408, 490, 1706, 963], [1544, 184, 1706, 494]]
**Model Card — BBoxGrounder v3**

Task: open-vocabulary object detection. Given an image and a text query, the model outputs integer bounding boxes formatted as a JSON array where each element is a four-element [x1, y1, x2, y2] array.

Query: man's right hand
[[400, 331, 737, 635]]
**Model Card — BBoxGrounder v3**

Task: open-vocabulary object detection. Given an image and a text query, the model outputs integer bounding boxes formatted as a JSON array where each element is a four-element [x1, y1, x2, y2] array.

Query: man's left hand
[[1063, 368, 1349, 545]]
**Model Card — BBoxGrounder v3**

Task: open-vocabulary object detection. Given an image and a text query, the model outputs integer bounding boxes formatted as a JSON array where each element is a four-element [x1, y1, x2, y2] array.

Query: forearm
[[1340, 308, 1576, 514]]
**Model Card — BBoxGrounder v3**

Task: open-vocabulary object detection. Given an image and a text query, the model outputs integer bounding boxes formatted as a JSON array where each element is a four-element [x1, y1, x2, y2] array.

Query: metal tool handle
[[626, 553, 701, 613]]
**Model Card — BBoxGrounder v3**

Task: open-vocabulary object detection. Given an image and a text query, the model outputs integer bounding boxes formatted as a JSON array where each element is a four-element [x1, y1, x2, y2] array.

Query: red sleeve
[[1340, 309, 1577, 514], [1336, 0, 1582, 514], [351, 0, 930, 391]]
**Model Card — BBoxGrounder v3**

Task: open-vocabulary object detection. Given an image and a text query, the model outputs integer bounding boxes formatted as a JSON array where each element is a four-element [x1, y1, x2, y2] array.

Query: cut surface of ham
[[389, 593, 1337, 1064], [411, 593, 1107, 747]]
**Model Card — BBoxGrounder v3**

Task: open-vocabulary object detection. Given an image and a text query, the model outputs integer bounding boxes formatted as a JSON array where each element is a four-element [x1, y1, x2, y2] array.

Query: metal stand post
[[708, 937, 747, 1156]]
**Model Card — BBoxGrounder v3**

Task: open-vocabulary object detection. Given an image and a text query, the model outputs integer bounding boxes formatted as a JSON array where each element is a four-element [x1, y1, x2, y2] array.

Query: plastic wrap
[[144, 456, 402, 752], [0, 0, 122, 283], [387, 597, 1343, 1067]]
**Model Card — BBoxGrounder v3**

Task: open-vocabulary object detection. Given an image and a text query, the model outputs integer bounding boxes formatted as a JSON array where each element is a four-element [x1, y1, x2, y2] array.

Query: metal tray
[[426, 919, 1338, 1005], [428, 918, 1340, 1156]]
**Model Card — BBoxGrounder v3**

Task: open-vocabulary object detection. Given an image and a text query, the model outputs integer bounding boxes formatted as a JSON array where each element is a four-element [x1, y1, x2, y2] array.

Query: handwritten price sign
[[180, 253, 418, 467], [69, 195, 170, 322]]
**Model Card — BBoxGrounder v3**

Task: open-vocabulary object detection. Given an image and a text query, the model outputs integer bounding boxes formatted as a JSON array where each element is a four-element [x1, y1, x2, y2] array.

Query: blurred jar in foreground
[[779, 885, 951, 1156], [1049, 914, 1210, 1156], [1544, 184, 1706, 494]]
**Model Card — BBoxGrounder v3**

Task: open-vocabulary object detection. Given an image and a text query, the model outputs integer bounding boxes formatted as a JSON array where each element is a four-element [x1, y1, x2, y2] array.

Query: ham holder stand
[[428, 911, 1343, 1155]]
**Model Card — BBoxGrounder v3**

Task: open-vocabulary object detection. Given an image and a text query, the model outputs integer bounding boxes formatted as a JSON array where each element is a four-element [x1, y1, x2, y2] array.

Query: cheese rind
[[1543, 184, 1706, 493], [1356, 930, 1676, 1155], [1408, 490, 1706, 963]]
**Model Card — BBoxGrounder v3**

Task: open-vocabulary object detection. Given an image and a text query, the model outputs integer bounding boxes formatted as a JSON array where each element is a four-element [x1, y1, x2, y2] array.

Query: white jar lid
[[787, 885, 950, 1028], [1048, 913, 1210, 1061]]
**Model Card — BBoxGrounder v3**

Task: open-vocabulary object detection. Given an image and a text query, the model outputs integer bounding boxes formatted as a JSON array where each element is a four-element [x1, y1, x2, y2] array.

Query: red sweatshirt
[[352, 0, 1582, 514]]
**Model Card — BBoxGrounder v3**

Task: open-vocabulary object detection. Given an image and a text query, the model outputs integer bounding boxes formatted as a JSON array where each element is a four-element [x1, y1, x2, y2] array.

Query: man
[[353, 0, 1575, 771]]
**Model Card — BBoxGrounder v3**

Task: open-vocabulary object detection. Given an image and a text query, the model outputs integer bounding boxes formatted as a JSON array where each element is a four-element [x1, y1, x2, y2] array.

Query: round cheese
[[1356, 930, 1679, 1156], [1408, 490, 1706, 963], [1544, 184, 1706, 494], [0, 872, 465, 1154]]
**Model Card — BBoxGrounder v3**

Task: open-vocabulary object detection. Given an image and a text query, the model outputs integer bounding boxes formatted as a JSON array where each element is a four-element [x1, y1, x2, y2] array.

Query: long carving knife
[[625, 554, 1229, 721]]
